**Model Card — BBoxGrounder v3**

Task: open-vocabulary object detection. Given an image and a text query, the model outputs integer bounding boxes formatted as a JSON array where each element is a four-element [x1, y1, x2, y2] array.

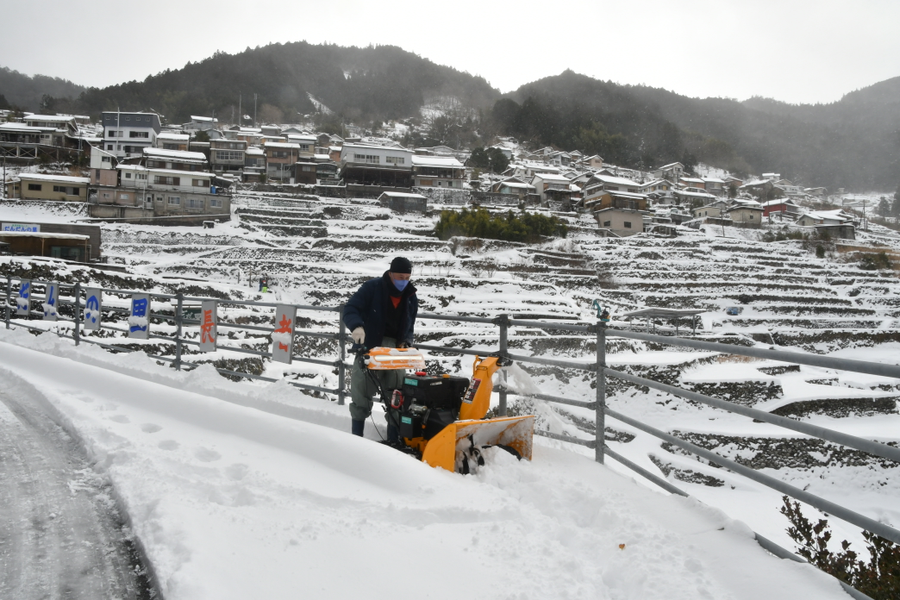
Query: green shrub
[[780, 496, 900, 599], [859, 252, 893, 271], [434, 208, 567, 243]]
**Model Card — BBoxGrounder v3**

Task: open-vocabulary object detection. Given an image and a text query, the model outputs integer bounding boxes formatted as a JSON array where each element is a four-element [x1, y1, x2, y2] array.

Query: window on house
[[125, 172, 132, 179], [53, 185, 79, 195], [603, 220, 611, 227], [28, 183, 42, 191], [624, 221, 632, 228], [210, 198, 223, 208], [353, 153, 380, 164], [192, 179, 208, 187], [385, 156, 405, 165], [168, 196, 181, 205]]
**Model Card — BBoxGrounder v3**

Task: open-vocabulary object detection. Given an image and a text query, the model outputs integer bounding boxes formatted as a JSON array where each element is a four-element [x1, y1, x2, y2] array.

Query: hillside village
[[2, 99, 900, 600], [2, 107, 895, 247]]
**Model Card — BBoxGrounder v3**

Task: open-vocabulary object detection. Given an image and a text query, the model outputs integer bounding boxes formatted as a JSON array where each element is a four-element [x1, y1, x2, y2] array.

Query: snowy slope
[[0, 329, 849, 600]]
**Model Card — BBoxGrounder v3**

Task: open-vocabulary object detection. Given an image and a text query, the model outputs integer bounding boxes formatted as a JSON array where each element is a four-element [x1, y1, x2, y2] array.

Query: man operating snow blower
[[344, 256, 418, 443]]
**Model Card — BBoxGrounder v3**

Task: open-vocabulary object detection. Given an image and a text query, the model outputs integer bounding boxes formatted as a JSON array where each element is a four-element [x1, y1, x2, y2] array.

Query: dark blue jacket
[[343, 271, 418, 348]]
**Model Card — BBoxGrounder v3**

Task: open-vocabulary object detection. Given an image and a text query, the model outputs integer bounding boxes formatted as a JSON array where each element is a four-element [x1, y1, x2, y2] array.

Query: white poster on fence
[[43, 281, 59, 321], [128, 293, 150, 339], [83, 287, 102, 330], [16, 280, 30, 316], [271, 304, 296, 364], [199, 300, 217, 352]]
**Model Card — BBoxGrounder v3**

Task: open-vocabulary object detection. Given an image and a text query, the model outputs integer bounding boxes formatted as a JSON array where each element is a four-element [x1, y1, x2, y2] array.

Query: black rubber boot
[[351, 419, 365, 437], [386, 424, 400, 443]]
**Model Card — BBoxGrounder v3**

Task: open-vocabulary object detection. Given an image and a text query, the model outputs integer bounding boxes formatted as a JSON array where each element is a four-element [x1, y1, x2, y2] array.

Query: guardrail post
[[4, 276, 10, 329], [337, 305, 347, 406], [174, 292, 184, 371], [497, 314, 509, 417], [73, 282, 81, 346], [596, 322, 607, 464]]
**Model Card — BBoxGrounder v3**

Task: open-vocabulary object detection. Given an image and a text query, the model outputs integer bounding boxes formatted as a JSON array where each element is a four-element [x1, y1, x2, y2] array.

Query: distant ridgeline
[[4, 44, 898, 191]]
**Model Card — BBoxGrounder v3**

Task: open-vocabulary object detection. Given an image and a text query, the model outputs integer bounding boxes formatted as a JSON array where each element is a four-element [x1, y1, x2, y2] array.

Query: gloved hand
[[351, 327, 365, 345]]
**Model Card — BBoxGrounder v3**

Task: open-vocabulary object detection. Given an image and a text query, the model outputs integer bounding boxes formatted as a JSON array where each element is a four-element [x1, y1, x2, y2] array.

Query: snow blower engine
[[363, 347, 535, 473]]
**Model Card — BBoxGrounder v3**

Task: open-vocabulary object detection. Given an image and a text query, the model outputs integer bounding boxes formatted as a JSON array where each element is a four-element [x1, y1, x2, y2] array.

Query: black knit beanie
[[389, 256, 412, 274]]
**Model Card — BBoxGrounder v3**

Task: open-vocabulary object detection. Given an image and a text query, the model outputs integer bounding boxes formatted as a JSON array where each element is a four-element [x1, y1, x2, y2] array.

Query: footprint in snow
[[194, 448, 221, 463]]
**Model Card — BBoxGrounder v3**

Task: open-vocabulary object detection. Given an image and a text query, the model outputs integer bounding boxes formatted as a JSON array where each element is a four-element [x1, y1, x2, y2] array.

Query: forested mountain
[[2, 42, 897, 191], [0, 67, 85, 111], [26, 42, 500, 129], [496, 71, 899, 191]]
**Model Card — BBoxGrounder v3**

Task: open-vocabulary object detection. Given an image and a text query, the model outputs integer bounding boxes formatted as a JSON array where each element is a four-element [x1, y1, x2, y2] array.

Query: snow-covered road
[[0, 385, 154, 599]]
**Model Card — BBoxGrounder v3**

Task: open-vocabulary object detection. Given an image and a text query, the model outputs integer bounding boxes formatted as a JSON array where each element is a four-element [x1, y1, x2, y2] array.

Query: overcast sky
[[3, 0, 898, 105]]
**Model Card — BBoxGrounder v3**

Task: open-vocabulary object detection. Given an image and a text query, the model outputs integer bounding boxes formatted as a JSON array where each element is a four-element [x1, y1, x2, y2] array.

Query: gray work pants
[[349, 337, 404, 428]]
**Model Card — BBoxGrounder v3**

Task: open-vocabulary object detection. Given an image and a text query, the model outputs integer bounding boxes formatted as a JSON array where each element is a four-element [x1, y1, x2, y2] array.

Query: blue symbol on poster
[[47, 284, 56, 306], [85, 294, 100, 324], [130, 297, 149, 333], [21, 281, 30, 298]]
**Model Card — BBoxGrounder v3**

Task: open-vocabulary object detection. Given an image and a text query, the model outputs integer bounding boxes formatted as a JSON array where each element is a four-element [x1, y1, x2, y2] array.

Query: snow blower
[[363, 347, 535, 473]]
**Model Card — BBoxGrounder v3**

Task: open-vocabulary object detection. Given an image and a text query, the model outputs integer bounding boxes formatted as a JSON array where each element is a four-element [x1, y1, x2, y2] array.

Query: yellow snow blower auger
[[363, 347, 535, 473]]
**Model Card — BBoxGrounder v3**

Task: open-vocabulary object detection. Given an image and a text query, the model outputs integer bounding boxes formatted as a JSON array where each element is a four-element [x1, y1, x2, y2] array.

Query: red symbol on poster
[[274, 315, 293, 335], [201, 309, 216, 343]]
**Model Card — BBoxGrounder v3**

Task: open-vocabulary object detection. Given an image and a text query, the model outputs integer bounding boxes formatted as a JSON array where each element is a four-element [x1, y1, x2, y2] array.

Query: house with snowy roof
[[184, 115, 218, 132], [210, 139, 248, 175], [761, 198, 802, 219], [702, 177, 726, 196], [88, 146, 231, 221], [796, 209, 856, 240], [491, 176, 537, 200], [264, 142, 302, 182], [651, 162, 685, 182], [339, 143, 413, 187], [641, 179, 676, 203], [532, 172, 576, 205], [411, 155, 465, 188], [673, 187, 717, 207], [101, 111, 161, 159], [155, 132, 190, 152], [22, 114, 78, 147], [589, 194, 648, 237], [5, 172, 90, 202], [724, 199, 764, 227], [691, 199, 730, 219]]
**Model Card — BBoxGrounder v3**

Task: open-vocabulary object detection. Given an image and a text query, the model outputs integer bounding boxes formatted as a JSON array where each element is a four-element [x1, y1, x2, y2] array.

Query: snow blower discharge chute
[[362, 347, 535, 473]]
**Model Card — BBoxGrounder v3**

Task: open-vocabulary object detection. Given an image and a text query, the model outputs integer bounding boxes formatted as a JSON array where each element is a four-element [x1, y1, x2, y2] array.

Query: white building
[[101, 111, 161, 159]]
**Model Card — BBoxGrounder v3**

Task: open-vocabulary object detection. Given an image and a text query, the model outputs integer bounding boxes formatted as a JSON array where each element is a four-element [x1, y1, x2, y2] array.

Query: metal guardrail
[[2, 276, 897, 598]]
